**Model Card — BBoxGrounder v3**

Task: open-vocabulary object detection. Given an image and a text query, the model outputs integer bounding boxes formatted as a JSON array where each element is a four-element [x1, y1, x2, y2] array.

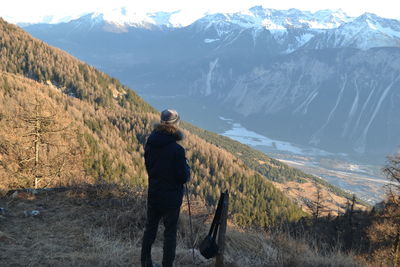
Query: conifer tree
[[0, 95, 82, 188], [383, 154, 400, 266]]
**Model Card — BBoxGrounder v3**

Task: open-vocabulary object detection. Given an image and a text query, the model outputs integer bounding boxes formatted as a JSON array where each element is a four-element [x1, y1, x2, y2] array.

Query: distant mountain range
[[17, 6, 400, 49], [19, 6, 400, 162]]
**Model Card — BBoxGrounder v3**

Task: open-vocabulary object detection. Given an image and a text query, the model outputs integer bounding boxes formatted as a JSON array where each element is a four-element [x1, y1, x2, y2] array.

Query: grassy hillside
[[0, 185, 361, 266]]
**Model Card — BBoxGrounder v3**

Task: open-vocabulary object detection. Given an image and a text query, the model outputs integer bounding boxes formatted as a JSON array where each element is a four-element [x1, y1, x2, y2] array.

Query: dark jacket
[[144, 124, 190, 209]]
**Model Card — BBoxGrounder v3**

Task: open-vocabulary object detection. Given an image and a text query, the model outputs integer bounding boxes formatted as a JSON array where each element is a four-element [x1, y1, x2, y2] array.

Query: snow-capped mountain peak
[[191, 7, 400, 51], [194, 6, 354, 34], [101, 8, 154, 27], [147, 11, 180, 27], [321, 12, 400, 49], [83, 7, 169, 29], [80, 7, 210, 29], [16, 6, 400, 51]]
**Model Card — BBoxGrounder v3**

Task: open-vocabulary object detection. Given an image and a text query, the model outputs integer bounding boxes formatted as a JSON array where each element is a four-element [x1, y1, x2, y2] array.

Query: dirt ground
[[0, 186, 219, 266]]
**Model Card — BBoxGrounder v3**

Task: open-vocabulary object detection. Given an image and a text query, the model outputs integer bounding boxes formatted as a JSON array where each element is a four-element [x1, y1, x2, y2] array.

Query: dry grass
[[0, 184, 360, 266], [273, 181, 366, 216]]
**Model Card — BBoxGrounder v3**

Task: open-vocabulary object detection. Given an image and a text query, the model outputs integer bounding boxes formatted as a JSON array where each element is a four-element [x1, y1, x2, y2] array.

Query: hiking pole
[[185, 183, 196, 264]]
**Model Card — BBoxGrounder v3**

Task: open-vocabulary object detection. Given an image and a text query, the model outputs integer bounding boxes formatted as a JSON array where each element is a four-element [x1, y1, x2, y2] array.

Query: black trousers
[[141, 205, 180, 267]]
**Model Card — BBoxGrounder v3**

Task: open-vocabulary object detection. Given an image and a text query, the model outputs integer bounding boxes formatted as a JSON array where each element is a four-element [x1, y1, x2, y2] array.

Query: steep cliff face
[[187, 48, 400, 157]]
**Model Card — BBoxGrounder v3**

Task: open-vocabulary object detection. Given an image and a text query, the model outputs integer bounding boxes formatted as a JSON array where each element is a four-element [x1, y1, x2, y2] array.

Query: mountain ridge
[[14, 6, 400, 51]]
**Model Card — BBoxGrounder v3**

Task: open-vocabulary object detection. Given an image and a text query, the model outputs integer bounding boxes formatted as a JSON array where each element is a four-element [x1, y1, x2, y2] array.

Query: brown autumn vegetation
[[272, 181, 366, 216], [0, 94, 85, 189], [366, 154, 400, 266]]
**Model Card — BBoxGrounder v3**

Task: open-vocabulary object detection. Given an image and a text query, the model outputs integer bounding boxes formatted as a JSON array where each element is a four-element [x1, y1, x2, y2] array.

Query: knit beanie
[[160, 109, 180, 125]]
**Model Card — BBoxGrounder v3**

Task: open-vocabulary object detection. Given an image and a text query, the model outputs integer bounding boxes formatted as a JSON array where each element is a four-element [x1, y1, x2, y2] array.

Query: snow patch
[[204, 38, 220, 43], [368, 19, 400, 38], [285, 33, 315, 53], [296, 33, 314, 46], [205, 58, 219, 96], [219, 116, 233, 122], [261, 19, 286, 31], [294, 91, 319, 114]]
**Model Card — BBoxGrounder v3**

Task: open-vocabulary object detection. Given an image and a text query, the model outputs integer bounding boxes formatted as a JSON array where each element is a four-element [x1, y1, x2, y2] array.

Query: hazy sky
[[1, 0, 399, 23]]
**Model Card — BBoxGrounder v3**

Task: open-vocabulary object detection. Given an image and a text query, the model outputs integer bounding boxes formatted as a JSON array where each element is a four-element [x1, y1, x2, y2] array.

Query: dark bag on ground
[[199, 192, 227, 259]]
